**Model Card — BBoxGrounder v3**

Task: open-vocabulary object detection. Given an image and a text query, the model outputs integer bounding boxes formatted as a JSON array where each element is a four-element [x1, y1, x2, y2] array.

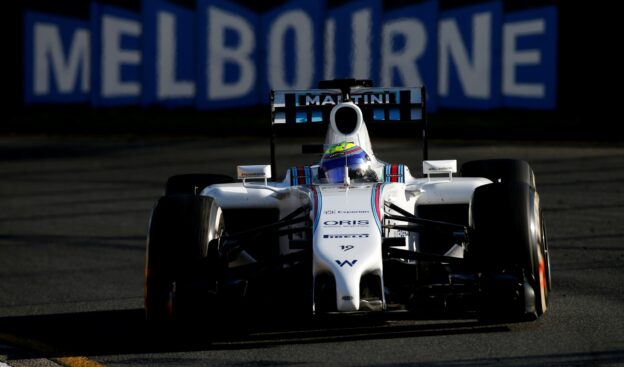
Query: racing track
[[0, 135, 623, 366]]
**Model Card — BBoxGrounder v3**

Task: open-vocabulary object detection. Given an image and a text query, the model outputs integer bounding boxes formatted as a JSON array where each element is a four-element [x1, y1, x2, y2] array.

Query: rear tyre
[[461, 159, 536, 189], [165, 174, 233, 196], [468, 181, 550, 321]]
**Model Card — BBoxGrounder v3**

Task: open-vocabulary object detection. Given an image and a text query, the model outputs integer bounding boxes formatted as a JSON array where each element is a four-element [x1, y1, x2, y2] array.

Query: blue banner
[[438, 2, 503, 109], [503, 6, 557, 109], [197, 0, 259, 109], [326, 0, 381, 82], [260, 0, 325, 93], [382, 1, 438, 112], [91, 4, 142, 106], [23, 0, 559, 111], [24, 12, 90, 104], [143, 0, 196, 107]]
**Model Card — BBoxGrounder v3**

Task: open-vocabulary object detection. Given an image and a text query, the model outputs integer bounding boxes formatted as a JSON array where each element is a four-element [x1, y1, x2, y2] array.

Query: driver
[[318, 142, 379, 184]]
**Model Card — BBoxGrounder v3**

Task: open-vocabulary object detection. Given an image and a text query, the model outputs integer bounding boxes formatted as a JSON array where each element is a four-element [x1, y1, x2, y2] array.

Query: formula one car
[[145, 79, 551, 323]]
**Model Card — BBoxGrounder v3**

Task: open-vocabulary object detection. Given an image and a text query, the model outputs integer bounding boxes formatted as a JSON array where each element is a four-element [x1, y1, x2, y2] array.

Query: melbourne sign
[[23, 0, 557, 111]]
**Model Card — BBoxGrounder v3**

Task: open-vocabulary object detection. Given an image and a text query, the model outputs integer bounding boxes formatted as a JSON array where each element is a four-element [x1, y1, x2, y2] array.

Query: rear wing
[[268, 81, 429, 179], [270, 87, 425, 125]]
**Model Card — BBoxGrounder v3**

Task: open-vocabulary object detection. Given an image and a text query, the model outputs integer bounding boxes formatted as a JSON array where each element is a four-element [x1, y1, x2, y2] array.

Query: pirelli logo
[[323, 234, 369, 239]]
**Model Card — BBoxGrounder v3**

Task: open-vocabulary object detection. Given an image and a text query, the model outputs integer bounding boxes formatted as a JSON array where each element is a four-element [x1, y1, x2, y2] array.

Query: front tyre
[[468, 182, 550, 321], [144, 195, 225, 323], [145, 195, 194, 322], [461, 159, 536, 189]]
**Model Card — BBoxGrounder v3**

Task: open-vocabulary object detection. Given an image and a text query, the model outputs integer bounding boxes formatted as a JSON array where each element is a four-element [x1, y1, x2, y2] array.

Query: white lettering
[[503, 19, 545, 98], [324, 18, 335, 80], [101, 15, 141, 97], [381, 19, 426, 87], [208, 6, 256, 100], [34, 23, 90, 95], [157, 11, 195, 99], [370, 94, 383, 104], [306, 95, 320, 105], [438, 12, 492, 99], [322, 95, 335, 105], [268, 10, 314, 89], [352, 8, 371, 79], [25, 4, 557, 110]]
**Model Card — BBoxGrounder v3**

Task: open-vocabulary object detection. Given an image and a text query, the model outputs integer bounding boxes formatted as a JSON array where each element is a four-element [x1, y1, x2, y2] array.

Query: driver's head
[[318, 142, 378, 184]]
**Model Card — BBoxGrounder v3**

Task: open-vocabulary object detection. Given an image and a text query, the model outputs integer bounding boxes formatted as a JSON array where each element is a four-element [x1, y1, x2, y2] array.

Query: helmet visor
[[320, 166, 347, 184]]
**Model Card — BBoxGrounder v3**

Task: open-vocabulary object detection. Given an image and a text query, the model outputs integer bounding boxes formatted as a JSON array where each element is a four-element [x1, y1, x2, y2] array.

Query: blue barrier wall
[[20, 0, 559, 112]]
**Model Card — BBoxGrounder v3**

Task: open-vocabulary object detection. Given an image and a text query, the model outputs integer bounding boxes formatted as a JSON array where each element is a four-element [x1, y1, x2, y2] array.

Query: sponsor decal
[[395, 230, 409, 238], [323, 220, 369, 227], [428, 166, 453, 172], [370, 183, 384, 232], [324, 209, 370, 215], [300, 93, 391, 106], [24, 1, 557, 110], [340, 245, 355, 252], [311, 185, 322, 233], [323, 234, 369, 239], [238, 172, 266, 178], [336, 259, 358, 267]]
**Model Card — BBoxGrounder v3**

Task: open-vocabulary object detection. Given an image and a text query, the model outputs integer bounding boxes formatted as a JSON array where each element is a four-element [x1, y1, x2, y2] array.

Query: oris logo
[[323, 220, 369, 227]]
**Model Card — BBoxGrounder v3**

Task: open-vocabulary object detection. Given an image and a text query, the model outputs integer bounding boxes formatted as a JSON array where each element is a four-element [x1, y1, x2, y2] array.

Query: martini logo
[[300, 93, 393, 106]]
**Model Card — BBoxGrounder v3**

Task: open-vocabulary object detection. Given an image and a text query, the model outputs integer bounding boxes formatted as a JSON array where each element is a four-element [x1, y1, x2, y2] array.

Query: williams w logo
[[336, 260, 358, 267]]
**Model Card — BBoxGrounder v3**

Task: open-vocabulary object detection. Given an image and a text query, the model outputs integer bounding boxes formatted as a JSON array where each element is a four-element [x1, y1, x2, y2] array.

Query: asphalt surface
[[0, 135, 623, 366]]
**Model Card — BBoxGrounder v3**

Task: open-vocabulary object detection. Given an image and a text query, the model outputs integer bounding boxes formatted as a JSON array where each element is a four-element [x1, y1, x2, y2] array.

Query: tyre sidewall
[[469, 182, 548, 318], [461, 159, 536, 189]]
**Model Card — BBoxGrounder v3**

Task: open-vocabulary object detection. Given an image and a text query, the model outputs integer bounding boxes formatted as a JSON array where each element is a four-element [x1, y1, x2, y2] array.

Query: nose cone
[[338, 295, 359, 312], [334, 269, 361, 312], [311, 184, 384, 313]]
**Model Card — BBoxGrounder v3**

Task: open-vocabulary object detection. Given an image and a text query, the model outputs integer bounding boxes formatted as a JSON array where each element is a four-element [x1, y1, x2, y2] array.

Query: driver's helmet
[[318, 142, 379, 184]]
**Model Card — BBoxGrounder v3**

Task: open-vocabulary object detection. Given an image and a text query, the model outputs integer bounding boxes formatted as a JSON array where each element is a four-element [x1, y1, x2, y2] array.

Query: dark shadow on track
[[0, 308, 510, 359], [2, 310, 623, 366], [366, 350, 624, 367]]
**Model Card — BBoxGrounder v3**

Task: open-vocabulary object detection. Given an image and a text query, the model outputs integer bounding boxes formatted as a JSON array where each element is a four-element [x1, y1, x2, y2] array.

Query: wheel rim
[[537, 246, 548, 313], [201, 200, 224, 257], [542, 219, 552, 291], [532, 192, 549, 315], [208, 203, 224, 244]]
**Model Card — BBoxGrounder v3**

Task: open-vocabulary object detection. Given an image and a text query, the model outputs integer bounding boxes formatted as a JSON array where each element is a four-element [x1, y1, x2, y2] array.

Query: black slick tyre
[[461, 159, 536, 189], [144, 195, 225, 323], [468, 181, 550, 321]]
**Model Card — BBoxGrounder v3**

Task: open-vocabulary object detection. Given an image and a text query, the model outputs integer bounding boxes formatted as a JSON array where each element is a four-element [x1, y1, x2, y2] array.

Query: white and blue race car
[[144, 79, 551, 322]]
